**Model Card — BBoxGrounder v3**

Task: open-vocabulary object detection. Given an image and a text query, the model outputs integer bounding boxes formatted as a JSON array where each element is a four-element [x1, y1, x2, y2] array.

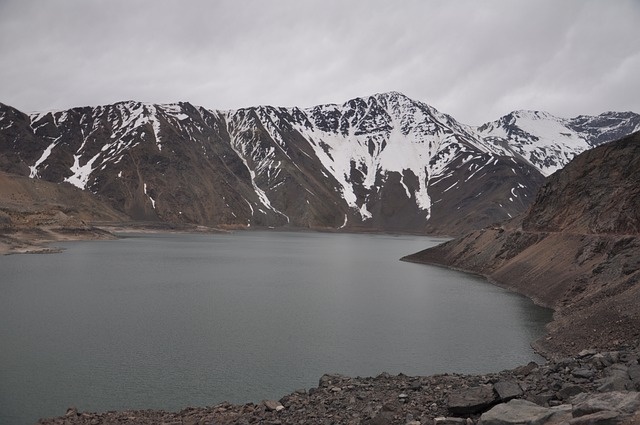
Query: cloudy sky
[[1, 0, 638, 125]]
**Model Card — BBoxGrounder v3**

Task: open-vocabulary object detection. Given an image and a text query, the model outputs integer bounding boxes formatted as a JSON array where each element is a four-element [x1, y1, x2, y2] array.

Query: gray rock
[[557, 384, 584, 400], [478, 399, 571, 425], [597, 364, 632, 391], [262, 400, 284, 412], [318, 373, 348, 388], [577, 348, 598, 358], [513, 362, 538, 376], [571, 391, 640, 417], [605, 364, 630, 378], [628, 364, 640, 390], [567, 410, 621, 425], [494, 381, 523, 402], [410, 380, 422, 391], [448, 385, 497, 415], [590, 354, 613, 369], [369, 410, 395, 425], [526, 393, 555, 407], [571, 368, 595, 379], [433, 417, 466, 425]]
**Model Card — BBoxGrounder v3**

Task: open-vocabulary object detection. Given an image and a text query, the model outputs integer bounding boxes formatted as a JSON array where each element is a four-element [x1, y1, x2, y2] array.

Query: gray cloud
[[1, 0, 638, 125]]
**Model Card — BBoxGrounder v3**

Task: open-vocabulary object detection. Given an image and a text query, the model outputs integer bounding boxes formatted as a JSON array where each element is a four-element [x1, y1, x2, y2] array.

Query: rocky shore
[[39, 346, 640, 424]]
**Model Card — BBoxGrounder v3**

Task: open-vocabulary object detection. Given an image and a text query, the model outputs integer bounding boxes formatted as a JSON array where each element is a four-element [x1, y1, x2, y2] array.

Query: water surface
[[0, 231, 551, 424]]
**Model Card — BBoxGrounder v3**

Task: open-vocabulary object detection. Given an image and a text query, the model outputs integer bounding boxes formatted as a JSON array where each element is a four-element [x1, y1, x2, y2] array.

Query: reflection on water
[[0, 231, 552, 424]]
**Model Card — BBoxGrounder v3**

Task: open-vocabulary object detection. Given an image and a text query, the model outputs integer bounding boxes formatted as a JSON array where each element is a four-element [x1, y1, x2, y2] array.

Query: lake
[[0, 231, 552, 424]]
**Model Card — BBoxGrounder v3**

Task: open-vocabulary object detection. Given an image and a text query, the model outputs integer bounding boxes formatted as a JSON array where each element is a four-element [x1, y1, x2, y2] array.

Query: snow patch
[[29, 138, 60, 178], [339, 214, 348, 229], [143, 183, 156, 209], [64, 153, 101, 189]]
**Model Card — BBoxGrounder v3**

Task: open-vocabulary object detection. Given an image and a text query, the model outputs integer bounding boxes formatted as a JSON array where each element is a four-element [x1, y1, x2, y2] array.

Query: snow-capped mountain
[[478, 110, 640, 176], [0, 92, 638, 235]]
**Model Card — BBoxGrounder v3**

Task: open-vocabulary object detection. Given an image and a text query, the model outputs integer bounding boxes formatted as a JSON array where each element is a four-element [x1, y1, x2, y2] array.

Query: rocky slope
[[403, 131, 640, 359], [2, 93, 638, 235], [0, 171, 127, 253]]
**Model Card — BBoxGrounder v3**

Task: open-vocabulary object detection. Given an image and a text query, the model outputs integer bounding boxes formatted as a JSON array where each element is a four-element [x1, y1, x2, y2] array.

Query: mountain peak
[[509, 110, 559, 121]]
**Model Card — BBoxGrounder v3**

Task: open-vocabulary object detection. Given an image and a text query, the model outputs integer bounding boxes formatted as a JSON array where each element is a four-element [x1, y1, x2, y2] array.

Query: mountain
[[478, 109, 640, 176], [1, 92, 638, 235], [403, 131, 640, 357]]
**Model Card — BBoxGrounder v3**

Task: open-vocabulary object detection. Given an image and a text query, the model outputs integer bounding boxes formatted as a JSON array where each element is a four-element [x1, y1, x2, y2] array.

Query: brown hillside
[[0, 171, 128, 253], [403, 132, 640, 359]]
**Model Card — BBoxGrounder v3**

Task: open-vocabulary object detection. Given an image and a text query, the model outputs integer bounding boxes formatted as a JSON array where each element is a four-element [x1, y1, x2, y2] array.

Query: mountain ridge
[[1, 92, 638, 235]]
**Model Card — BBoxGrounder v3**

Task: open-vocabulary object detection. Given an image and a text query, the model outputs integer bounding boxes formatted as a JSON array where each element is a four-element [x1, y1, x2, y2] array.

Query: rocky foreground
[[39, 347, 640, 424]]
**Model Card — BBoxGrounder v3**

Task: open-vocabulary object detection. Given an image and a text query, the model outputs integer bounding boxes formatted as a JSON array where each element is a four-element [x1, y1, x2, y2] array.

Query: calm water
[[0, 231, 551, 424]]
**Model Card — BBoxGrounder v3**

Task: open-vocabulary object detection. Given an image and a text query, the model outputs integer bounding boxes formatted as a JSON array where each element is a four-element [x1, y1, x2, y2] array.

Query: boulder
[[557, 384, 584, 401], [448, 385, 497, 415], [571, 368, 595, 379], [571, 391, 640, 418], [627, 364, 640, 390], [478, 399, 571, 425], [513, 362, 538, 376], [568, 410, 621, 425], [597, 365, 632, 392], [494, 381, 523, 402], [262, 400, 284, 412]]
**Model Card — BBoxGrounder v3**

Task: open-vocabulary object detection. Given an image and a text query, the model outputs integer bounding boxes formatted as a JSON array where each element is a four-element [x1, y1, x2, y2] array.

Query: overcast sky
[[1, 0, 638, 125]]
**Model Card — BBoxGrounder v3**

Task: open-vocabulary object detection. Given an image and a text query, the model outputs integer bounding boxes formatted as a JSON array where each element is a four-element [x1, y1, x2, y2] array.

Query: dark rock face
[[523, 133, 640, 234], [402, 132, 640, 358], [38, 347, 640, 425]]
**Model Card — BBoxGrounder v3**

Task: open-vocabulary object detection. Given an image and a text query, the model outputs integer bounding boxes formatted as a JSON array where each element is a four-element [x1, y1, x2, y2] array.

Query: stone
[[590, 354, 612, 369], [370, 410, 395, 425], [526, 393, 555, 407], [514, 362, 539, 376], [478, 399, 571, 425], [568, 410, 621, 425], [410, 380, 422, 391], [557, 384, 584, 400], [605, 364, 630, 378], [433, 417, 466, 425], [628, 364, 640, 390], [577, 348, 598, 358], [597, 377, 632, 392], [571, 368, 595, 379], [494, 381, 523, 401], [448, 385, 497, 415], [262, 400, 284, 412], [571, 391, 640, 417]]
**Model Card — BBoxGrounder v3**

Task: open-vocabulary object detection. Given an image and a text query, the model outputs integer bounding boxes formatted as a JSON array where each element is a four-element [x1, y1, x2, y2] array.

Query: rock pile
[[39, 346, 640, 425]]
